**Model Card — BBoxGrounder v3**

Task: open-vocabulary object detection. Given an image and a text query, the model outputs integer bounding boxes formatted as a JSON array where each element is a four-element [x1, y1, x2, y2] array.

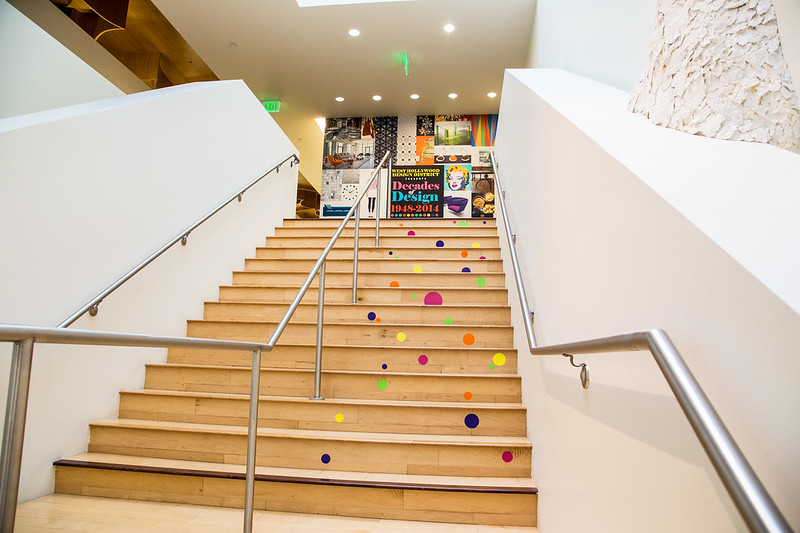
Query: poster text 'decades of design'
[[321, 114, 497, 219]]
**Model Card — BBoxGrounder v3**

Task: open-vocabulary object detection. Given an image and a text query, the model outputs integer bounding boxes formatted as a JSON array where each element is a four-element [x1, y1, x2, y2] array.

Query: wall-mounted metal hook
[[529, 309, 535, 322], [276, 164, 280, 173], [237, 194, 243, 202], [89, 303, 100, 317], [181, 234, 189, 246], [512, 234, 517, 244], [563, 353, 589, 389]]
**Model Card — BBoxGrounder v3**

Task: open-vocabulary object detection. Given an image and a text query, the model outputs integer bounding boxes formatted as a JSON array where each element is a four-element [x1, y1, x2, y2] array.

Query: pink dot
[[418, 355, 428, 365], [423, 292, 443, 305], [479, 256, 486, 260], [407, 230, 416, 236], [502, 451, 514, 463]]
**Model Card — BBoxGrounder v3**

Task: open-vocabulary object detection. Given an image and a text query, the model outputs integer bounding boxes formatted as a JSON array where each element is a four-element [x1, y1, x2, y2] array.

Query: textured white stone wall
[[629, 0, 800, 153]]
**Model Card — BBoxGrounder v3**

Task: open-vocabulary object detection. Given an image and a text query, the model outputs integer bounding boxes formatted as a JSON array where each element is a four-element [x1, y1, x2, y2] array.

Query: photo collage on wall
[[320, 114, 498, 219]]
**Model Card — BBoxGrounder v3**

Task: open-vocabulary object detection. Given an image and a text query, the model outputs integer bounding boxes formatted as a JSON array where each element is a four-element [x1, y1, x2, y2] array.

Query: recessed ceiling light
[[373, 95, 382, 101], [348, 28, 360, 37], [410, 94, 420, 100], [335, 96, 344, 102], [487, 92, 497, 98], [443, 23, 455, 32], [448, 93, 458, 99]]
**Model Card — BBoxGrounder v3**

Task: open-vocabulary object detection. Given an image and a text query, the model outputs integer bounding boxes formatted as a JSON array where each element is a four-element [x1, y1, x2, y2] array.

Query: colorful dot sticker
[[377, 379, 388, 390], [399, 223, 404, 226], [411, 293, 417, 298], [502, 451, 514, 463], [390, 281, 400, 287], [464, 413, 480, 428], [389, 251, 393, 255], [396, 332, 406, 342], [382, 363, 388, 370], [376, 317, 381, 323], [407, 230, 416, 236], [479, 256, 486, 260], [435, 240, 444, 247], [476, 277, 486, 287], [462, 267, 471, 273], [461, 251, 468, 258], [458, 221, 470, 227], [444, 318, 453, 325], [489, 363, 495, 369], [493, 353, 506, 367], [472, 242, 481, 248], [483, 221, 487, 224], [464, 392, 473, 400], [367, 312, 377, 321], [418, 354, 428, 365], [463, 334, 475, 345], [334, 413, 344, 423], [321, 453, 331, 464], [413, 265, 422, 273], [424, 292, 443, 305]]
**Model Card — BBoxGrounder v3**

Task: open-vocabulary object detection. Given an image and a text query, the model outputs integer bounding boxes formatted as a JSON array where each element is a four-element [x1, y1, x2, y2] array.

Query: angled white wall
[[495, 69, 799, 532]]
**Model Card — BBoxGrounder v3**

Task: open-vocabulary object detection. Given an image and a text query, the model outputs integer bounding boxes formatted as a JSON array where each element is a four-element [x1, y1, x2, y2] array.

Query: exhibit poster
[[389, 166, 443, 218]]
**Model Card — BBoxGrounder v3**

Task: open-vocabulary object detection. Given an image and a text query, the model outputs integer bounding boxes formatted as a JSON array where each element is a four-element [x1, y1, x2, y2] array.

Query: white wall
[[0, 0, 126, 119], [528, 0, 800, 94], [0, 80, 298, 501], [494, 69, 799, 532]]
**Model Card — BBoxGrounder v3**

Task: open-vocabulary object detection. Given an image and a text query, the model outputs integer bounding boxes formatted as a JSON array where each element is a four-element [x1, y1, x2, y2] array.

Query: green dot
[[476, 277, 487, 287], [489, 364, 495, 369], [377, 379, 388, 390], [411, 293, 417, 297], [444, 318, 453, 325], [457, 221, 469, 227]]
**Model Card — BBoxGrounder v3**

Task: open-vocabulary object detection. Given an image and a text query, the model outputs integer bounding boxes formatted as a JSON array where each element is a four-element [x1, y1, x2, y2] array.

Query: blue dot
[[435, 240, 444, 247], [382, 363, 388, 370], [367, 312, 377, 321], [483, 221, 487, 224], [464, 413, 480, 429], [389, 251, 393, 255], [462, 267, 471, 273], [321, 453, 331, 464]]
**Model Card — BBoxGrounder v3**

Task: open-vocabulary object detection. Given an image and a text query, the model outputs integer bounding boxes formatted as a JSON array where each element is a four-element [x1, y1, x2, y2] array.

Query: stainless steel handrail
[[58, 153, 300, 328], [490, 151, 792, 533]]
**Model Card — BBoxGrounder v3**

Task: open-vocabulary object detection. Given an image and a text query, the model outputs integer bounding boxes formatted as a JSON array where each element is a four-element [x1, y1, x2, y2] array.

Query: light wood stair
[[54, 218, 537, 527]]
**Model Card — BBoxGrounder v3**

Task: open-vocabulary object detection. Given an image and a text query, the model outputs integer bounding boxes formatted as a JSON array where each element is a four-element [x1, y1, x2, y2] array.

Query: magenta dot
[[479, 256, 486, 260], [407, 230, 416, 236], [453, 221, 457, 224], [502, 451, 513, 463], [423, 292, 443, 306], [418, 355, 428, 365]]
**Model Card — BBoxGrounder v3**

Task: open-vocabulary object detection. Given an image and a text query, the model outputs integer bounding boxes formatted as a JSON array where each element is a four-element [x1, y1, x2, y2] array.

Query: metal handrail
[[58, 153, 300, 328], [489, 151, 792, 533]]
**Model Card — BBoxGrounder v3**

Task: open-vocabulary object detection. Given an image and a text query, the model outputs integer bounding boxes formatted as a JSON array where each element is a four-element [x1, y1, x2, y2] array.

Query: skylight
[[297, 0, 415, 6]]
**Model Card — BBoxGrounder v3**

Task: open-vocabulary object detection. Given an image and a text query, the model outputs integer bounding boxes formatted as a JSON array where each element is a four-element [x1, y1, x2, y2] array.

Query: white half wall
[[0, 80, 298, 501], [494, 69, 799, 532]]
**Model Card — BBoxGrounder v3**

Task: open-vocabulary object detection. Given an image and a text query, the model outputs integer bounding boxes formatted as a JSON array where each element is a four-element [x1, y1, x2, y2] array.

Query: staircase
[[53, 218, 537, 527]]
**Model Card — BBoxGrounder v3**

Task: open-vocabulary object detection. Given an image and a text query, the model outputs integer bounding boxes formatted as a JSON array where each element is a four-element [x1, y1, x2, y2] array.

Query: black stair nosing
[[53, 459, 536, 495]]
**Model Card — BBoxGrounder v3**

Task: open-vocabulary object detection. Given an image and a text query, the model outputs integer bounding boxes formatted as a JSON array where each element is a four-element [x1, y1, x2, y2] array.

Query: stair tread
[[124, 389, 525, 409], [57, 452, 535, 491], [91, 418, 532, 445], [205, 301, 511, 309], [147, 362, 519, 377], [190, 319, 512, 328]]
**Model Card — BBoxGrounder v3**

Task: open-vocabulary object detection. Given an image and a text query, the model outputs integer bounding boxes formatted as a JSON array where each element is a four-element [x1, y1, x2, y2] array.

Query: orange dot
[[389, 281, 400, 287], [376, 317, 381, 322], [464, 392, 473, 400], [463, 333, 475, 345], [399, 223, 404, 226], [461, 251, 468, 258]]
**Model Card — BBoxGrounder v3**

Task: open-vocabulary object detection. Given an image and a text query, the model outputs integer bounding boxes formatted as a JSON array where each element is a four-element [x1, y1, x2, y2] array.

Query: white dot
[[410, 94, 420, 100], [348, 29, 360, 37], [444, 23, 455, 32], [448, 93, 458, 99], [335, 96, 344, 102], [487, 92, 497, 98], [373, 95, 382, 101]]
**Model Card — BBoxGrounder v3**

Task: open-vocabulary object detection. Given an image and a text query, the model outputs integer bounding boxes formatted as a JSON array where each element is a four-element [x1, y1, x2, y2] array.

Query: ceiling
[[134, 0, 537, 190]]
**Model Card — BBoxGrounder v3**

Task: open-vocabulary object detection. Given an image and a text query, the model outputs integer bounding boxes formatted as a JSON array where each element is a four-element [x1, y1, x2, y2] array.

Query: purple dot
[[367, 312, 376, 321], [407, 230, 416, 236], [423, 292, 443, 306], [418, 354, 428, 365], [435, 240, 444, 247], [464, 414, 480, 429], [462, 267, 471, 273], [382, 363, 388, 369], [321, 453, 331, 464], [502, 451, 513, 463]]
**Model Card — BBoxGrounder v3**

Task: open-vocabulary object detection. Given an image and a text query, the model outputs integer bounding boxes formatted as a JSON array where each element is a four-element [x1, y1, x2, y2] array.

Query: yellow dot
[[413, 265, 422, 273], [493, 353, 506, 367], [472, 242, 481, 248], [335, 413, 344, 423], [397, 332, 406, 342]]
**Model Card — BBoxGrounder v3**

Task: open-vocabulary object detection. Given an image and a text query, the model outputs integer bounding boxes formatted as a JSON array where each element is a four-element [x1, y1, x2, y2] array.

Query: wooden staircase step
[[118, 390, 527, 436], [54, 452, 536, 527], [218, 285, 509, 305], [166, 344, 519, 374], [281, 218, 497, 228], [186, 320, 514, 348], [146, 365, 522, 401], [255, 246, 501, 260], [263, 236, 500, 248], [231, 270, 505, 288], [202, 302, 511, 325], [244, 257, 503, 273], [275, 226, 498, 236]]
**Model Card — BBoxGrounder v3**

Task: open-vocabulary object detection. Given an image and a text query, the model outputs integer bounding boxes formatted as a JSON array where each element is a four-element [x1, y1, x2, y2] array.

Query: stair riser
[[244, 258, 503, 273], [166, 345, 519, 374], [203, 302, 511, 325], [54, 467, 535, 527], [255, 247, 501, 260], [87, 426, 531, 477], [218, 286, 509, 305], [118, 393, 527, 436], [146, 367, 522, 402], [275, 227, 499, 238], [186, 321, 514, 348], [282, 218, 497, 228], [232, 271, 505, 288], [265, 236, 500, 248]]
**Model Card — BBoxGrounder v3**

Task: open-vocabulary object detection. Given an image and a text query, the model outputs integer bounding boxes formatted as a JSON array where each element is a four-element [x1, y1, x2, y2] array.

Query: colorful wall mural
[[321, 114, 498, 219]]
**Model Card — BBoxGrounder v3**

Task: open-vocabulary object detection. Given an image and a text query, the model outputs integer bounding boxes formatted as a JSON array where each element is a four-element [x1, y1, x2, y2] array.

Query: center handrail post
[[311, 260, 326, 400], [243, 348, 262, 533], [352, 204, 360, 304]]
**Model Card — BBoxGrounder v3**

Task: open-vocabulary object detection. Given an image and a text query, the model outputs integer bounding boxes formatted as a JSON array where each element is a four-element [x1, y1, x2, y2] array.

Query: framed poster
[[389, 166, 443, 218]]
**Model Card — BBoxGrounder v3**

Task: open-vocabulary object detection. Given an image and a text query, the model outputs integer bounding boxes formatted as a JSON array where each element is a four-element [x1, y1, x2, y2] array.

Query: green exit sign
[[263, 101, 281, 112]]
